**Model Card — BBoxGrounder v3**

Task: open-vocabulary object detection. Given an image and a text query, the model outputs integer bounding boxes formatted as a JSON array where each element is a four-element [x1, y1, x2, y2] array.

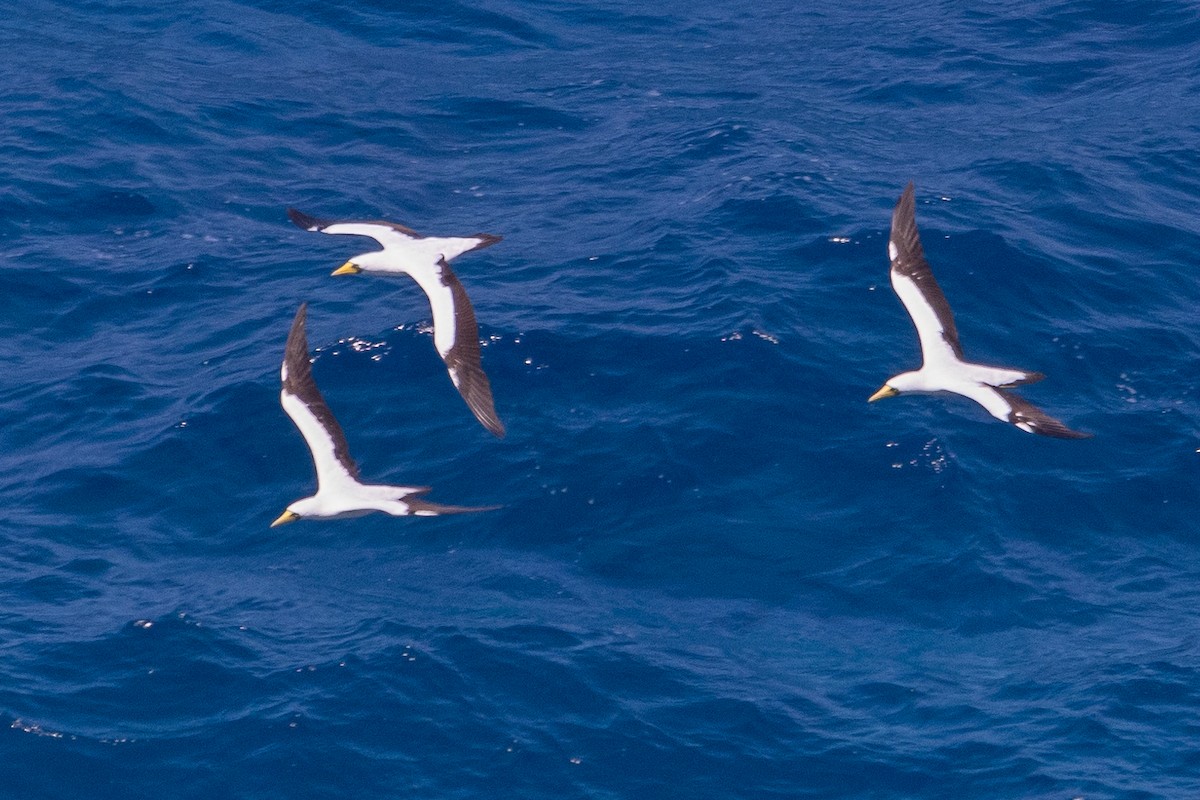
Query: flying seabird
[[868, 183, 1089, 439], [287, 208, 506, 438], [271, 303, 499, 527]]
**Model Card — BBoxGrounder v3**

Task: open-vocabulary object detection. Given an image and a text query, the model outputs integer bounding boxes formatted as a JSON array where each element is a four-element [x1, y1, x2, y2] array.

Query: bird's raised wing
[[281, 303, 363, 491], [889, 182, 964, 365]]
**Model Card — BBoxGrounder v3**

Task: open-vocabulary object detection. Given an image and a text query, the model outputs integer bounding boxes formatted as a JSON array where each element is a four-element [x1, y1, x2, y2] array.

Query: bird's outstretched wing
[[281, 303, 363, 489], [889, 182, 964, 365]]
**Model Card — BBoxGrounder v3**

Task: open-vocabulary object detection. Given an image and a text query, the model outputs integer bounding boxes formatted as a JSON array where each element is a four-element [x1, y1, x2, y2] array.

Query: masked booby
[[271, 303, 499, 527], [287, 208, 506, 438], [868, 183, 1089, 439]]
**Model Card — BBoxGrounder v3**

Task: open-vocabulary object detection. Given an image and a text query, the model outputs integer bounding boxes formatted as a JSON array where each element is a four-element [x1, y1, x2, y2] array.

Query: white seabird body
[[869, 183, 1089, 439], [287, 209, 506, 438], [271, 303, 499, 527]]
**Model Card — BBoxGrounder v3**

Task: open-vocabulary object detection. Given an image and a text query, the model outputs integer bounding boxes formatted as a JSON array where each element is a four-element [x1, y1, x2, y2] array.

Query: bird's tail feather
[[961, 363, 1044, 388]]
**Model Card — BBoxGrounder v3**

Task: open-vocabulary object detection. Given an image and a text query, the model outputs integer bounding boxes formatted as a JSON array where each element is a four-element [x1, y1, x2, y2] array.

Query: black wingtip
[[461, 378, 506, 438], [1033, 425, 1093, 440], [289, 302, 308, 340], [463, 388, 506, 438], [1043, 417, 1093, 439], [287, 207, 326, 232], [284, 303, 310, 375], [890, 182, 926, 268], [895, 182, 916, 218]]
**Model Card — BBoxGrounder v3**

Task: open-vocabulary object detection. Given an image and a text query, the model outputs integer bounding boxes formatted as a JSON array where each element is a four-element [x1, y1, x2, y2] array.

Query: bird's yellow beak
[[331, 262, 361, 276], [868, 385, 899, 403], [270, 510, 300, 528]]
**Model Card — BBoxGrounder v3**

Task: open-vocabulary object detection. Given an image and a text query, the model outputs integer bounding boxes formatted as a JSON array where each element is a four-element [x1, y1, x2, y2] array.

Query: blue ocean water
[[1, 0, 1199, 797]]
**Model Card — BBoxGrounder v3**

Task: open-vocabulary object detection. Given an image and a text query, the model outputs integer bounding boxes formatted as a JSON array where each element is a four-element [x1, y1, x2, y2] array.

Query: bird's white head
[[869, 371, 922, 402], [331, 250, 391, 276], [270, 496, 318, 527]]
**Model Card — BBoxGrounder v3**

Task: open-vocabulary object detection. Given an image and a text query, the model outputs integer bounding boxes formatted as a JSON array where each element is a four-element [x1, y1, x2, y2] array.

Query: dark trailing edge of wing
[[891, 182, 964, 359], [996, 388, 1092, 439], [439, 258, 506, 438], [284, 303, 362, 478], [287, 208, 425, 239]]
